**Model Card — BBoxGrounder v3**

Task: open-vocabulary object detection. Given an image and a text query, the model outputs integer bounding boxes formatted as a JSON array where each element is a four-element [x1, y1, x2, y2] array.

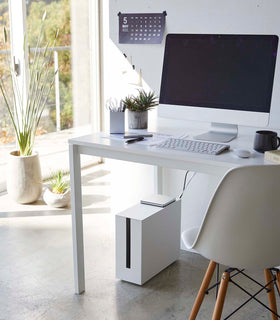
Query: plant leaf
[[43, 41, 50, 57], [55, 29, 59, 39], [42, 11, 47, 21], [3, 27, 7, 43], [23, 34, 26, 52], [1, 13, 59, 156]]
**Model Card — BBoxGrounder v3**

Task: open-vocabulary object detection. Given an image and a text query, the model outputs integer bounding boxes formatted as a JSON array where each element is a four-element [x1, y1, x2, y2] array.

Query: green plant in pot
[[43, 170, 70, 208], [0, 12, 59, 203], [124, 90, 158, 129]]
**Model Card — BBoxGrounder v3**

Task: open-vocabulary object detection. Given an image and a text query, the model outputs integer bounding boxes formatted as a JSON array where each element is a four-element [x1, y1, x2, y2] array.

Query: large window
[[0, 0, 13, 146], [0, 0, 72, 142], [0, 0, 97, 192], [26, 0, 72, 133]]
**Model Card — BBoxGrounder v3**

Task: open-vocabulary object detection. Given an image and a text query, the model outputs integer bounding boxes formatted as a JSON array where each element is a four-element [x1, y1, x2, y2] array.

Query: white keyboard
[[156, 138, 230, 155]]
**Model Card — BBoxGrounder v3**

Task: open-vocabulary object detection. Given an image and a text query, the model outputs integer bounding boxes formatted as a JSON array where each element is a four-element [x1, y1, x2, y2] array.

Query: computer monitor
[[159, 34, 279, 142]]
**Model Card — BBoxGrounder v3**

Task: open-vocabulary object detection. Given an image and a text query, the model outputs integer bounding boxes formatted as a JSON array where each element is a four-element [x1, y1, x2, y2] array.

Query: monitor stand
[[194, 123, 238, 143]]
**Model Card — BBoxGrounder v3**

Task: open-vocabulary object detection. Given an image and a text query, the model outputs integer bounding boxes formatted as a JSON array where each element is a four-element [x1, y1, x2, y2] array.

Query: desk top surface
[[69, 130, 272, 176]]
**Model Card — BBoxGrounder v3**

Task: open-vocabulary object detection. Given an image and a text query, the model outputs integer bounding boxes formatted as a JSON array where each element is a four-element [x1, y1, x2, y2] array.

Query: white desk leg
[[69, 144, 85, 294], [155, 166, 163, 194]]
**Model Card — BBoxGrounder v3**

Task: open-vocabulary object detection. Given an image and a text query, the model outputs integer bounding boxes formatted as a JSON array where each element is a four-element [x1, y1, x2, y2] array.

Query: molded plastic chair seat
[[182, 227, 199, 250], [182, 165, 280, 320]]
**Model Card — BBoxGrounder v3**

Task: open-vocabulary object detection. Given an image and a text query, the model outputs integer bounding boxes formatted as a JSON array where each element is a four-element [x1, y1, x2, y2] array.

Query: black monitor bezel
[[159, 33, 279, 114]]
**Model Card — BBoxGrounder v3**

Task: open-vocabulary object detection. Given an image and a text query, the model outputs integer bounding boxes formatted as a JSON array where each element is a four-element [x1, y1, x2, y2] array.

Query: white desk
[[69, 131, 269, 294]]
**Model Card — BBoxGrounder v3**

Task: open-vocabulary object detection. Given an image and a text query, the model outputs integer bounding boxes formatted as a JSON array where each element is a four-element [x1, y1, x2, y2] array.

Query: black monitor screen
[[160, 34, 278, 113]]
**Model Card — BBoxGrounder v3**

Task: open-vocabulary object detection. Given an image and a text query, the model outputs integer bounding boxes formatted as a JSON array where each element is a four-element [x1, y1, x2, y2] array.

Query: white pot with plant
[[123, 90, 158, 129], [43, 170, 70, 208], [0, 12, 58, 203]]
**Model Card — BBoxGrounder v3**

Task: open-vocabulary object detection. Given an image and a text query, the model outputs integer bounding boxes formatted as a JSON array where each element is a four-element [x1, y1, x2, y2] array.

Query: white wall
[[109, 0, 280, 127], [108, 0, 280, 249]]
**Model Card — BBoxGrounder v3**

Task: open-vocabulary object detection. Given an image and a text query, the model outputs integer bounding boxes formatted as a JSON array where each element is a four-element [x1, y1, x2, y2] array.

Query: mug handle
[[277, 137, 280, 149]]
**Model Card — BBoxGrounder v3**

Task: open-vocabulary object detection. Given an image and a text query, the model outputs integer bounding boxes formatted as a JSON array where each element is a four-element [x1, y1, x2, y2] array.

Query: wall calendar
[[118, 11, 167, 44]]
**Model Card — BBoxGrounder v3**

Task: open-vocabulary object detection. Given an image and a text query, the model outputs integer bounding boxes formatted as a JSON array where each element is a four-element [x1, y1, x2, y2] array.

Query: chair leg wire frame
[[215, 263, 220, 300], [272, 268, 280, 298], [202, 267, 280, 320]]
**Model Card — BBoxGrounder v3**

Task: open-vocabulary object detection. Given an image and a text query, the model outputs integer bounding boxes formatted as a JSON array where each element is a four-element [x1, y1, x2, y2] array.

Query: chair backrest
[[192, 165, 280, 269]]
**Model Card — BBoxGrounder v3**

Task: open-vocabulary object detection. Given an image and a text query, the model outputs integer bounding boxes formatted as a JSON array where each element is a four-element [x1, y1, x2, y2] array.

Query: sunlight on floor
[[0, 164, 111, 218]]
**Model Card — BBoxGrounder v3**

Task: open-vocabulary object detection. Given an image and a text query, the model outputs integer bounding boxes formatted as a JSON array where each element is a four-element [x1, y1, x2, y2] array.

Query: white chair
[[182, 165, 280, 320]]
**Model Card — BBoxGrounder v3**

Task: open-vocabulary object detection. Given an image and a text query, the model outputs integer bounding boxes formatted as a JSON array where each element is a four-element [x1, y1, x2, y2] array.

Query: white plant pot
[[7, 150, 42, 204], [43, 188, 71, 208], [128, 110, 148, 129]]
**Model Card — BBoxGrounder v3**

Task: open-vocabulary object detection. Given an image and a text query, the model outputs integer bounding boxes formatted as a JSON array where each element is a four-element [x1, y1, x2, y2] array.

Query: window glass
[[0, 0, 96, 192], [0, 0, 14, 146], [26, 0, 72, 134]]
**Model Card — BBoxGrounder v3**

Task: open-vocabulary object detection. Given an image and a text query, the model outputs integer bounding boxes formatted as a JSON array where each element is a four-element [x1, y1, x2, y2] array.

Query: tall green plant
[[0, 11, 59, 156]]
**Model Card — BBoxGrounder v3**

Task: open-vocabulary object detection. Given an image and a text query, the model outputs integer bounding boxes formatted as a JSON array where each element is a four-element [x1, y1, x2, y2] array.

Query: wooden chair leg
[[264, 269, 278, 320], [211, 272, 230, 320], [189, 260, 217, 320], [276, 271, 280, 297]]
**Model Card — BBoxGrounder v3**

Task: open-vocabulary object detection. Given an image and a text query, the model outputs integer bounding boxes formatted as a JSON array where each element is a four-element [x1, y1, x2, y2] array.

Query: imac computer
[[159, 34, 279, 142]]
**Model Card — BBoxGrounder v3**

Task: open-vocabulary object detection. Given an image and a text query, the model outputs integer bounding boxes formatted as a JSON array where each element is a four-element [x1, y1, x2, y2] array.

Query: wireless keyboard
[[156, 138, 230, 155]]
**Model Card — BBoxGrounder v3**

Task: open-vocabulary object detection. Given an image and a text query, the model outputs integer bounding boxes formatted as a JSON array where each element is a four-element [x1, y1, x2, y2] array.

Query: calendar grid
[[118, 12, 166, 44]]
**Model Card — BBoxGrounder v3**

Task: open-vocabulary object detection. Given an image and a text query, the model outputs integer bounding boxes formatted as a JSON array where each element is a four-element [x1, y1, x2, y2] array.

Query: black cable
[[215, 263, 220, 299], [181, 171, 196, 198], [179, 170, 189, 199], [179, 171, 189, 199]]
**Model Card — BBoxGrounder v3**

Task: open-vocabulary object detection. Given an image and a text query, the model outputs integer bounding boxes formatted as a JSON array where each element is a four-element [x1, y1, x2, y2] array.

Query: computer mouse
[[234, 149, 251, 158]]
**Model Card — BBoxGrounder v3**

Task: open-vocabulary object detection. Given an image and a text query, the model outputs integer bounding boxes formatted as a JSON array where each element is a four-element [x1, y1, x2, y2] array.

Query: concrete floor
[[0, 164, 277, 320]]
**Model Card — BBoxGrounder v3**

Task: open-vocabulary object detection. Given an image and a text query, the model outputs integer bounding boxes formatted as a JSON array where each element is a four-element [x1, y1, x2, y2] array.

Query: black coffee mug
[[253, 130, 280, 153]]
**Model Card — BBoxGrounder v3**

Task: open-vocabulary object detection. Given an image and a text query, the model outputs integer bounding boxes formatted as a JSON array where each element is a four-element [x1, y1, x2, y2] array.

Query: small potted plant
[[123, 90, 158, 129], [43, 170, 71, 208]]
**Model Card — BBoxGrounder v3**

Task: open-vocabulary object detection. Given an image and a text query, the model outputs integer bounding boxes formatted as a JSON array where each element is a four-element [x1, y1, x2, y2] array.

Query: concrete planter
[[128, 110, 148, 129], [7, 151, 42, 204], [43, 187, 71, 208]]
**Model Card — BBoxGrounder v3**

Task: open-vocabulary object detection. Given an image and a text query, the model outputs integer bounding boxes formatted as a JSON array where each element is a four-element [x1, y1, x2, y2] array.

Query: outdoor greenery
[[0, 11, 59, 156], [0, 0, 72, 145], [49, 169, 70, 194], [123, 90, 158, 112], [0, 1, 12, 143]]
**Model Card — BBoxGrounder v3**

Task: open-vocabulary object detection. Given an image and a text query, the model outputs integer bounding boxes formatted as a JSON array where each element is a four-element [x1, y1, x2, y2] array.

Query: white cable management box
[[115, 195, 181, 285]]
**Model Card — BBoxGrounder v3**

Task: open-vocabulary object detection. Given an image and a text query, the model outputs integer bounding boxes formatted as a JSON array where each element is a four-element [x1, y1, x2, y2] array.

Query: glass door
[[0, 0, 99, 192]]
